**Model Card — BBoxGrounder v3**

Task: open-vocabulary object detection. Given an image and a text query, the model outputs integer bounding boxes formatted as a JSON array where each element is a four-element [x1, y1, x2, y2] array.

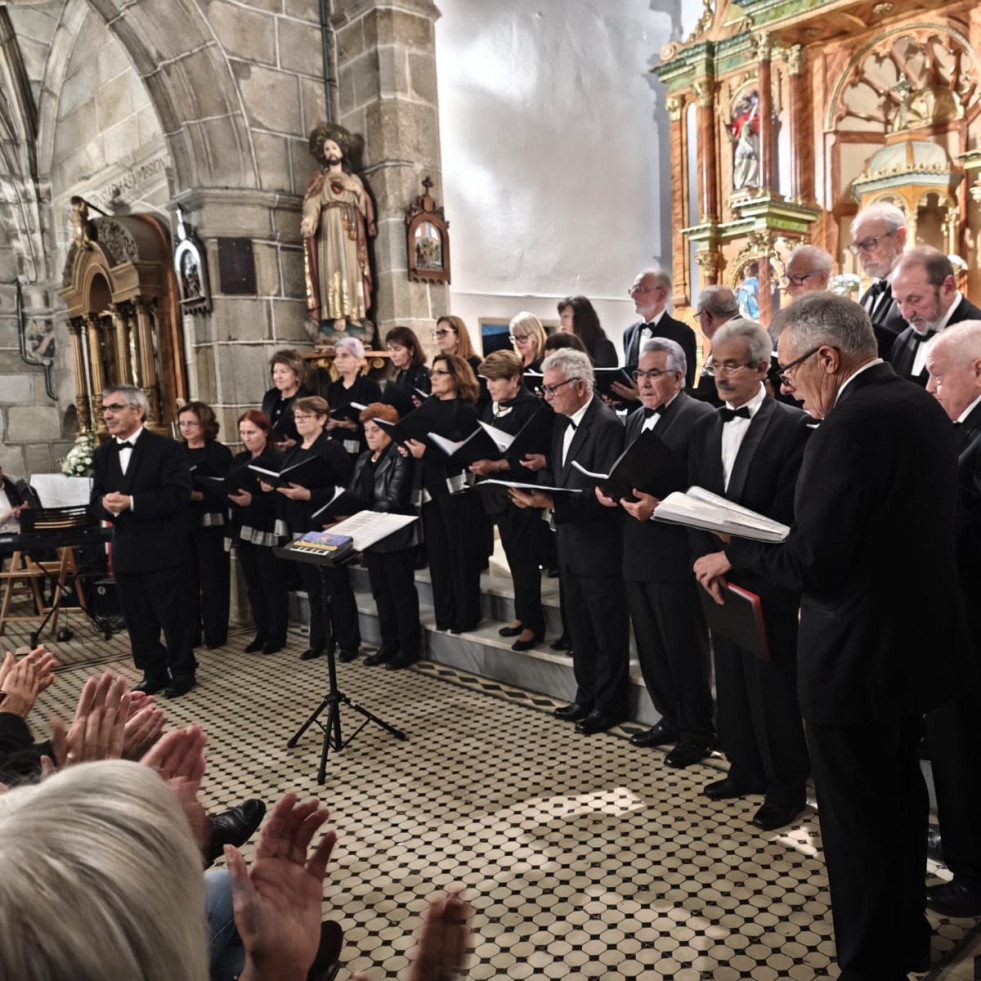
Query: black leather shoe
[[926, 881, 981, 917], [630, 722, 679, 748], [511, 634, 542, 652], [927, 826, 944, 863], [364, 648, 396, 666], [300, 648, 324, 661], [664, 740, 714, 768], [261, 641, 284, 655], [205, 799, 266, 865], [338, 649, 360, 663], [550, 634, 571, 651], [244, 636, 265, 653], [133, 674, 168, 696], [307, 919, 344, 981], [751, 802, 804, 831], [553, 702, 591, 721], [499, 623, 523, 637], [703, 777, 763, 800], [384, 653, 419, 670], [576, 711, 624, 735], [164, 676, 196, 699]]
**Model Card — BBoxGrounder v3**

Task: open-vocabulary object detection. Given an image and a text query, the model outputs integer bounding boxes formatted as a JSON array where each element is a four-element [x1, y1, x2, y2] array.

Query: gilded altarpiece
[[655, 0, 981, 331]]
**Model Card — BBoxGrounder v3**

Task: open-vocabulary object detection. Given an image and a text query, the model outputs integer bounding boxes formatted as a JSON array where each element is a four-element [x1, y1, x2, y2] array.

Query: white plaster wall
[[435, 0, 683, 358]]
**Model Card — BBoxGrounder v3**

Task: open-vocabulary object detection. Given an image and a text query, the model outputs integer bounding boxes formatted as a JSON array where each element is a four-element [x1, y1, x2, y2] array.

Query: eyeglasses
[[433, 329, 454, 338], [628, 285, 654, 296], [542, 378, 577, 397], [631, 368, 673, 381], [782, 270, 823, 287], [774, 345, 838, 386], [703, 361, 759, 377], [848, 231, 894, 255], [696, 310, 710, 319], [510, 333, 529, 343], [431, 368, 452, 376], [101, 403, 130, 412]]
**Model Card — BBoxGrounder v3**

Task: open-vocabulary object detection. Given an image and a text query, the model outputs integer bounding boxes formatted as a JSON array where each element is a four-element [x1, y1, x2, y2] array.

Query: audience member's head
[[849, 202, 908, 280], [784, 246, 833, 298]]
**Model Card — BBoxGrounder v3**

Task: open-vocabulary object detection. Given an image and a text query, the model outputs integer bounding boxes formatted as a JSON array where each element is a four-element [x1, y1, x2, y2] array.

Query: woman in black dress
[[509, 311, 547, 374], [326, 336, 382, 461], [350, 402, 422, 670], [274, 396, 357, 662], [468, 351, 552, 651], [260, 348, 313, 450], [557, 295, 617, 367], [227, 410, 289, 654], [403, 354, 483, 634], [178, 401, 234, 649]]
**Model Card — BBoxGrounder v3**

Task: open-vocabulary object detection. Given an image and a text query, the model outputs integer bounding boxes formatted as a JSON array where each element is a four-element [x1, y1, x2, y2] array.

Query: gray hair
[[541, 349, 595, 395], [0, 760, 207, 981], [712, 319, 772, 364], [103, 384, 149, 417], [929, 320, 981, 365], [787, 245, 832, 273], [639, 337, 687, 378], [697, 285, 739, 318], [639, 268, 672, 292], [851, 201, 907, 236], [772, 292, 877, 360], [334, 336, 365, 360]]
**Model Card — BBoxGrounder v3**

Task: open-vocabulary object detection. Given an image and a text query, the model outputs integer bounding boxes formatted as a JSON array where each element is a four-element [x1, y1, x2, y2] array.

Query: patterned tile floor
[[3, 604, 980, 980]]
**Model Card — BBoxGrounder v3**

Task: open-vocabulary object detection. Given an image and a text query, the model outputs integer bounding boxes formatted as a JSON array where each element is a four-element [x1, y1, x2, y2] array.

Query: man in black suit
[[850, 202, 908, 357], [599, 338, 717, 766], [612, 269, 698, 401], [923, 320, 981, 917], [687, 320, 811, 829], [91, 386, 197, 698], [888, 246, 981, 386], [701, 293, 965, 979], [691, 286, 742, 407], [511, 350, 629, 734]]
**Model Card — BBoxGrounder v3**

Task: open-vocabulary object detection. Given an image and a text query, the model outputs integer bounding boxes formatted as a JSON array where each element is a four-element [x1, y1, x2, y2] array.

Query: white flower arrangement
[[829, 273, 862, 297], [948, 254, 968, 273], [60, 432, 97, 477]]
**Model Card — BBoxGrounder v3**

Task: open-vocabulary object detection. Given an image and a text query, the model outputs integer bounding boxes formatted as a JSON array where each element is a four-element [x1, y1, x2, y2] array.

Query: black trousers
[[712, 635, 809, 807], [297, 560, 360, 655], [625, 578, 714, 743], [237, 542, 288, 647], [808, 716, 929, 981], [115, 564, 196, 682], [364, 549, 421, 659], [562, 570, 630, 717], [188, 528, 230, 648], [497, 507, 545, 637], [422, 496, 482, 633], [927, 683, 981, 884]]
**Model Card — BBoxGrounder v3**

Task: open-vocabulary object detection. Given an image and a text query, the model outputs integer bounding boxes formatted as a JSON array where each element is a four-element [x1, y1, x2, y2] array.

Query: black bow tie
[[868, 279, 889, 297], [643, 405, 665, 419], [641, 322, 655, 332], [719, 406, 751, 423], [911, 330, 937, 344], [116, 440, 134, 449], [565, 418, 577, 431]]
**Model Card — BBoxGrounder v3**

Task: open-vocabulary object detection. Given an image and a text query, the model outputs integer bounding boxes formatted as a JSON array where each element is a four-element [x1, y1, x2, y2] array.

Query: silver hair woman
[[0, 760, 207, 981]]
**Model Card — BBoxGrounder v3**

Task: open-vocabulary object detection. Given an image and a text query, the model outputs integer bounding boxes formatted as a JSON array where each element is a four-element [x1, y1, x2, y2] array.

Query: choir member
[[260, 348, 313, 450], [326, 336, 382, 459]]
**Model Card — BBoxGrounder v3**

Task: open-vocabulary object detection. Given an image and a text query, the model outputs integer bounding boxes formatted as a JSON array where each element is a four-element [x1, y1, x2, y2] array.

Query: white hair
[[541, 349, 595, 395], [639, 337, 687, 378], [851, 202, 907, 236], [334, 336, 365, 360], [773, 293, 878, 360], [103, 384, 149, 417], [712, 319, 772, 364], [0, 761, 207, 981], [929, 320, 981, 365], [787, 245, 832, 273]]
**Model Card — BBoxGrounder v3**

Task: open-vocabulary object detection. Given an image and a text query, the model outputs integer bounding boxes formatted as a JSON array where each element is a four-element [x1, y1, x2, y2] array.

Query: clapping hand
[[0, 644, 56, 694], [141, 724, 209, 850]]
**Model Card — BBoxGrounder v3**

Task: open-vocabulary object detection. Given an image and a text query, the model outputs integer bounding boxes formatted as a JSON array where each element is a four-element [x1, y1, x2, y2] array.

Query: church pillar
[[695, 78, 719, 223], [755, 32, 777, 197], [85, 314, 107, 435], [68, 318, 92, 434], [787, 44, 805, 203], [666, 95, 689, 303], [133, 298, 162, 427], [331, 0, 448, 343]]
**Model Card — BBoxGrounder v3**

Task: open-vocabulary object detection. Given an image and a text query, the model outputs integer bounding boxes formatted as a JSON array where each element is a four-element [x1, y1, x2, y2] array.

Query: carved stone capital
[[694, 79, 714, 108], [754, 31, 773, 62], [786, 43, 803, 76], [694, 250, 722, 279], [666, 95, 683, 121]]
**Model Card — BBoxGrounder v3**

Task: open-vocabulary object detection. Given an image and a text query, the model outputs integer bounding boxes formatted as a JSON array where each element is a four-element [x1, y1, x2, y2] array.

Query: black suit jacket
[[955, 400, 981, 661], [728, 363, 967, 725], [860, 281, 907, 359], [887, 295, 981, 386], [90, 430, 192, 574], [622, 313, 698, 389], [689, 395, 812, 656], [621, 393, 715, 582], [549, 396, 624, 577]]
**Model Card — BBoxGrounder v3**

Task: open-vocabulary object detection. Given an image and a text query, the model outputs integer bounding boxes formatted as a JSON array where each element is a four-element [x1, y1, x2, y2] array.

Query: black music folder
[[248, 455, 340, 489], [328, 401, 368, 424], [193, 466, 259, 501], [381, 383, 429, 418], [592, 367, 635, 399], [698, 582, 770, 662], [570, 429, 687, 502]]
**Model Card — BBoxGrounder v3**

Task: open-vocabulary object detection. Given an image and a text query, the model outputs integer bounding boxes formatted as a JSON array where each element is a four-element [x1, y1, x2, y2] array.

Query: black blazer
[[586, 336, 618, 369], [328, 374, 383, 456], [728, 363, 967, 725], [549, 396, 625, 577], [228, 447, 285, 545], [261, 385, 313, 445], [860, 282, 907, 359], [622, 313, 698, 388], [621, 393, 716, 582], [279, 433, 355, 534], [955, 400, 981, 662], [349, 443, 420, 552], [90, 430, 192, 574], [394, 363, 431, 395], [688, 395, 811, 657], [185, 440, 234, 527], [887, 295, 981, 386]]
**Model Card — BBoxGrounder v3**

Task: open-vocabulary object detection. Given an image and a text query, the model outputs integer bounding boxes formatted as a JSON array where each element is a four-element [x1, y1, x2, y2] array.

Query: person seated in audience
[[275, 396, 358, 662], [468, 350, 550, 651], [348, 403, 422, 669], [385, 325, 432, 400], [509, 311, 547, 373], [403, 354, 484, 635], [179, 401, 234, 650], [228, 411, 290, 656], [261, 348, 313, 451], [326, 336, 382, 459], [0, 461, 26, 533], [557, 295, 618, 367]]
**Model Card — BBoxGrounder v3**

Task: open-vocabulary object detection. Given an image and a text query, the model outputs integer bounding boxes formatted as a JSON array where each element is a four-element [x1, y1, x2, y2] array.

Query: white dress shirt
[[721, 383, 766, 491], [957, 392, 981, 425], [641, 392, 679, 433], [911, 292, 964, 377], [116, 426, 144, 476], [561, 402, 590, 467]]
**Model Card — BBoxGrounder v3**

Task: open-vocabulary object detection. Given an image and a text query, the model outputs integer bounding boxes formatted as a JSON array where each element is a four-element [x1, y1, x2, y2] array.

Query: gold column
[[68, 318, 92, 434], [109, 302, 132, 386], [85, 313, 107, 435], [133, 297, 162, 426]]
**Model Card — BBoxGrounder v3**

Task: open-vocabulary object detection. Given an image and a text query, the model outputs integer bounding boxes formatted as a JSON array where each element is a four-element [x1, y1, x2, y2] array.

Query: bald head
[[925, 320, 981, 421]]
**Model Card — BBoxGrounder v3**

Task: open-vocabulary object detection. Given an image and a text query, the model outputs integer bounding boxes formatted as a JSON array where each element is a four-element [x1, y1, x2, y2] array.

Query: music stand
[[275, 544, 406, 783]]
